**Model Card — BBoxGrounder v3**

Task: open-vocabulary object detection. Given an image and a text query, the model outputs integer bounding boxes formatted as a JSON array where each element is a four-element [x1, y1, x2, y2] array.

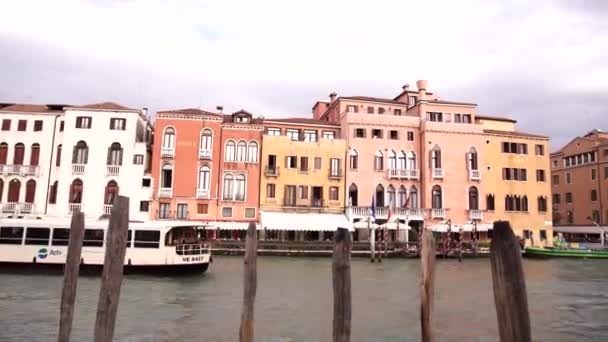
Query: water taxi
[[524, 246, 608, 259], [0, 218, 212, 274]]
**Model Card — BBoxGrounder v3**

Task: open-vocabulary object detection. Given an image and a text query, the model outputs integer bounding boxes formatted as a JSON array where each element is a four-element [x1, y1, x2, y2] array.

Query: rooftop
[[76, 102, 134, 111], [157, 108, 221, 116], [340, 96, 405, 105], [483, 129, 549, 139], [264, 117, 339, 126], [476, 115, 517, 123]]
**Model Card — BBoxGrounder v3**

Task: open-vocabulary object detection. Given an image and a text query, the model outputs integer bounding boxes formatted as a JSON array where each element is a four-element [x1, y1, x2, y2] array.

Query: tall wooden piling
[[420, 228, 435, 342], [239, 222, 258, 342], [490, 221, 531, 342], [58, 211, 85, 342], [332, 227, 352, 342], [94, 196, 129, 342]]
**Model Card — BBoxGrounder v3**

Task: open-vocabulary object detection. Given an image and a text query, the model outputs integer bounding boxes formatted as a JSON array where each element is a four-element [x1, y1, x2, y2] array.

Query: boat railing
[[175, 243, 210, 256]]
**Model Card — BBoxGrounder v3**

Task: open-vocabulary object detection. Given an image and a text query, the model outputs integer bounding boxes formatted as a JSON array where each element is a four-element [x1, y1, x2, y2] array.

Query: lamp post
[[587, 216, 606, 248]]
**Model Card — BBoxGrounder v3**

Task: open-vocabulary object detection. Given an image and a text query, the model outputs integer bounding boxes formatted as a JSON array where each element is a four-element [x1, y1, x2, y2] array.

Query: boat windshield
[[165, 226, 208, 246]]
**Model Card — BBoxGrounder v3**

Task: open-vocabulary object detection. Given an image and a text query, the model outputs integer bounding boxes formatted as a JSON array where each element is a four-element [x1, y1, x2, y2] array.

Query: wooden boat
[[524, 246, 608, 259]]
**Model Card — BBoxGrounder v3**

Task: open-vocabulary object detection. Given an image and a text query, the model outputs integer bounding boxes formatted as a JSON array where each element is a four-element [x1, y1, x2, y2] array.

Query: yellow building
[[478, 116, 553, 246], [259, 119, 350, 240]]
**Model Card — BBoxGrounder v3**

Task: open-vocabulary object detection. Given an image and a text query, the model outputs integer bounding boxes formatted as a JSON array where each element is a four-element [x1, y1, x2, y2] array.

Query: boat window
[[126, 230, 132, 248], [51, 228, 70, 246], [83, 229, 104, 247], [134, 230, 160, 248], [25, 227, 50, 245], [0, 227, 24, 245]]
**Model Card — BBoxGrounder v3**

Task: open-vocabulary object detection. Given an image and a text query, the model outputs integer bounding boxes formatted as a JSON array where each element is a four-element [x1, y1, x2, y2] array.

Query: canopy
[[261, 211, 353, 231], [554, 226, 604, 234], [211, 221, 261, 230], [429, 222, 493, 233], [352, 219, 411, 230]]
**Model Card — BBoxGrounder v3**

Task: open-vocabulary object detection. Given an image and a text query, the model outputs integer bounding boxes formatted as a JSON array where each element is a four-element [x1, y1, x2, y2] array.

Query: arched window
[[72, 141, 88, 164], [8, 179, 20, 202], [388, 150, 397, 170], [387, 185, 396, 207], [515, 195, 522, 211], [398, 186, 407, 207], [107, 142, 123, 166], [0, 142, 8, 164], [25, 179, 36, 203], [469, 186, 479, 210], [222, 174, 234, 200], [348, 183, 358, 206], [409, 186, 418, 208], [247, 141, 258, 163], [69, 179, 83, 204], [374, 151, 384, 171], [431, 145, 442, 169], [567, 210, 574, 224], [200, 129, 212, 150], [431, 185, 442, 209], [537, 196, 547, 212], [104, 180, 119, 205], [0, 178, 4, 203], [398, 151, 407, 169], [468, 147, 478, 171], [162, 127, 175, 148], [349, 149, 358, 170], [225, 140, 236, 161], [505, 195, 512, 211], [375, 184, 385, 207], [49, 181, 58, 204], [13, 143, 25, 165], [235, 174, 246, 200], [486, 194, 495, 211], [161, 164, 173, 188], [198, 166, 210, 190], [522, 195, 529, 212], [56, 144, 62, 166], [30, 143, 40, 166], [237, 141, 247, 162]]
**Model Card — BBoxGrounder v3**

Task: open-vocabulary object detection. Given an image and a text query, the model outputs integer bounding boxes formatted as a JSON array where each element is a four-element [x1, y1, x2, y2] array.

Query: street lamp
[[587, 216, 606, 248]]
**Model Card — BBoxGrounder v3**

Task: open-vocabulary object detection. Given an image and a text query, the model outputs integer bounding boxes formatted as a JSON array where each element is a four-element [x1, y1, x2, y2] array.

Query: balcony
[[156, 210, 174, 220], [387, 168, 420, 180], [161, 147, 174, 158], [469, 209, 484, 221], [158, 188, 173, 198], [1, 202, 18, 214], [265, 166, 279, 177], [0, 165, 39, 176], [328, 169, 342, 179], [107, 165, 120, 177], [199, 149, 212, 160], [469, 169, 481, 181], [68, 203, 82, 214], [103, 204, 113, 215], [349, 206, 425, 221], [431, 208, 446, 219], [432, 168, 443, 179], [19, 203, 33, 214], [197, 189, 210, 199], [72, 164, 86, 175]]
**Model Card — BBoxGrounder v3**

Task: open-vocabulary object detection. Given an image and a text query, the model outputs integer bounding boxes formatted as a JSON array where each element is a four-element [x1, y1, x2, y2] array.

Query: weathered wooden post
[[332, 227, 352, 342], [94, 196, 129, 342], [58, 211, 85, 342], [239, 222, 258, 342], [369, 218, 375, 263], [490, 221, 531, 342], [420, 228, 435, 342]]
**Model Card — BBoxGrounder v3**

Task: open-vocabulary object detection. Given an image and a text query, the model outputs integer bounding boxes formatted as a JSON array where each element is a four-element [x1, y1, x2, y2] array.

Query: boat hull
[[524, 247, 608, 259], [0, 261, 209, 275]]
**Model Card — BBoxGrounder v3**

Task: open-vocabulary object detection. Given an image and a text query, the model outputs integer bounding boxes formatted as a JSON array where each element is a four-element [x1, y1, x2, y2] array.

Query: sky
[[1, 0, 607, 150]]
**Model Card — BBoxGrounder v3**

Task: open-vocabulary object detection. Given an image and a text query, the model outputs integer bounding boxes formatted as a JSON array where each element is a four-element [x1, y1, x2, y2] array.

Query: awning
[[211, 221, 261, 230], [554, 226, 604, 234], [261, 211, 353, 231], [352, 219, 411, 230], [429, 223, 493, 233]]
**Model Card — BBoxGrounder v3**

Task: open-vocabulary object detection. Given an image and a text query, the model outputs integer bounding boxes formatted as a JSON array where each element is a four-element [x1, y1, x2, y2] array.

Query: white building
[[0, 102, 153, 221]]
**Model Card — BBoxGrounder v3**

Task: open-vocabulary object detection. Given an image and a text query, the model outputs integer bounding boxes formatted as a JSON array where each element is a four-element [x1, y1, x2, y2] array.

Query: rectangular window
[[286, 156, 297, 169], [133, 154, 144, 165], [134, 230, 160, 248], [25, 227, 50, 245], [1, 119, 10, 131], [389, 130, 399, 140], [0, 227, 23, 244], [552, 160, 558, 168], [427, 112, 443, 122], [299, 156, 309, 172], [591, 189, 598, 202], [409, 96, 417, 106], [566, 192, 573, 203], [378, 107, 385, 114], [540, 230, 547, 241], [552, 175, 559, 185], [299, 185, 308, 200], [502, 142, 510, 153], [605, 167, 608, 179], [407, 131, 414, 141], [267, 128, 281, 136], [303, 130, 317, 142], [284, 185, 297, 206], [349, 154, 358, 170], [536, 169, 546, 182], [75, 116, 92, 129], [330, 187, 339, 201], [330, 158, 340, 177], [347, 105, 358, 113], [176, 203, 188, 219], [372, 129, 383, 139], [245, 208, 256, 218], [222, 207, 233, 217], [34, 120, 43, 131], [51, 228, 70, 246], [314, 157, 322, 170], [462, 114, 472, 123], [592, 168, 597, 180], [159, 203, 170, 219], [592, 210, 600, 223], [139, 201, 149, 212], [110, 118, 126, 130], [17, 120, 26, 131], [267, 183, 276, 198], [286, 129, 299, 141], [83, 229, 104, 247], [355, 128, 366, 138], [367, 106, 375, 114], [454, 114, 462, 123], [59, 121, 65, 132], [553, 194, 560, 204], [322, 131, 335, 139], [394, 109, 402, 116], [566, 173, 572, 184], [142, 178, 151, 187], [197, 203, 208, 214], [535, 144, 544, 155]]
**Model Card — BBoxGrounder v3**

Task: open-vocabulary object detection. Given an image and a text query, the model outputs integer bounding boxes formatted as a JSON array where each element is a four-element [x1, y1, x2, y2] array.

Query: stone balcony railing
[[0, 165, 40, 177], [197, 189, 210, 199], [0, 202, 34, 214], [72, 164, 86, 175], [103, 204, 113, 215], [432, 168, 443, 179], [158, 188, 173, 198], [469, 169, 481, 181], [68, 203, 82, 214], [469, 209, 484, 220], [199, 149, 212, 160], [387, 168, 419, 180], [431, 208, 446, 219], [349, 206, 425, 221], [161, 147, 174, 158], [107, 165, 120, 177]]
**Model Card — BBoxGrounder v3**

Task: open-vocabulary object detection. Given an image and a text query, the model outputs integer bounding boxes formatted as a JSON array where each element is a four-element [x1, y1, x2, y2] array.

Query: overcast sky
[[1, 0, 606, 150]]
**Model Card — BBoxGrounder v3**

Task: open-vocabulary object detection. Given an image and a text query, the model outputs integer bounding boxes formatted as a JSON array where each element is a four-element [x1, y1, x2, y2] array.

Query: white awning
[[554, 226, 604, 234], [352, 219, 411, 230], [211, 221, 261, 230], [261, 211, 353, 231], [431, 222, 493, 233]]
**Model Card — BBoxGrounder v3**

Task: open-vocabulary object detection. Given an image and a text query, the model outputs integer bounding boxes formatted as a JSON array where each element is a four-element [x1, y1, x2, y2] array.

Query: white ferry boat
[[0, 218, 212, 274]]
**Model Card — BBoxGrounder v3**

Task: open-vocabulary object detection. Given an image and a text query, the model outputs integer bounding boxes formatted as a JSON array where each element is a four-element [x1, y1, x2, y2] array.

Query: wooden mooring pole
[[490, 221, 531, 342], [239, 222, 258, 342], [420, 228, 435, 342], [93, 196, 129, 342], [57, 211, 85, 342], [332, 227, 352, 342]]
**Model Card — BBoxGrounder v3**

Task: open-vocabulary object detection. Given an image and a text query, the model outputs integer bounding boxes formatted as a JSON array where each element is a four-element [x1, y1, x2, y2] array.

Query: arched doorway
[[25, 179, 36, 203], [348, 183, 358, 206], [8, 179, 21, 202]]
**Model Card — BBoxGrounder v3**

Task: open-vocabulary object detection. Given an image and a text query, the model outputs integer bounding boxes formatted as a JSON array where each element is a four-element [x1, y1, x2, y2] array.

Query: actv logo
[[37, 248, 48, 259]]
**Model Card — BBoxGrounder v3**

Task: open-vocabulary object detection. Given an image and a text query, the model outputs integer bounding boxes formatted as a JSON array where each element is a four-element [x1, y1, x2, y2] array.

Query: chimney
[[402, 84, 410, 91], [416, 80, 428, 98], [142, 107, 148, 117], [329, 92, 337, 103], [216, 105, 223, 114]]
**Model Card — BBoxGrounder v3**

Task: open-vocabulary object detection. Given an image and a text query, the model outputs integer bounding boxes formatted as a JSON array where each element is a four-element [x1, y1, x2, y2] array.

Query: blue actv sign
[[37, 248, 48, 259]]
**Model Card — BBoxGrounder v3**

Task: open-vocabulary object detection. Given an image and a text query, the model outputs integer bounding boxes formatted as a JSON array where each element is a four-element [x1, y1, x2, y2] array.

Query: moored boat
[[524, 246, 608, 259], [0, 218, 212, 274]]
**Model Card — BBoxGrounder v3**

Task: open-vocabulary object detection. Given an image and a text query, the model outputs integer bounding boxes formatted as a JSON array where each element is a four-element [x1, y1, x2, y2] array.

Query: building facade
[[551, 130, 608, 227]]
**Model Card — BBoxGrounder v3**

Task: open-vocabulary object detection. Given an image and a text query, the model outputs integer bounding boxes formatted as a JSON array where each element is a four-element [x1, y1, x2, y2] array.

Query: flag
[[370, 196, 376, 220], [387, 207, 392, 224], [403, 194, 410, 209]]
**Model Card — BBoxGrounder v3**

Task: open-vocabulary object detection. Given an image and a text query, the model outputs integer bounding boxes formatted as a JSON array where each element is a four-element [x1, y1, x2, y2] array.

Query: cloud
[[0, 0, 606, 150]]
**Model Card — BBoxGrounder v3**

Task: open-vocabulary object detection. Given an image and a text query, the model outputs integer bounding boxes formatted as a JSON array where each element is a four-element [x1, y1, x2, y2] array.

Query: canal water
[[1, 257, 608, 341]]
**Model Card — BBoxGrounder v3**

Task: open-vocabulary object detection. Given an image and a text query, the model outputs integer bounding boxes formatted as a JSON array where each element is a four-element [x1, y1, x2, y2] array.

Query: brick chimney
[[416, 80, 428, 99], [216, 105, 223, 114], [329, 92, 337, 103]]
